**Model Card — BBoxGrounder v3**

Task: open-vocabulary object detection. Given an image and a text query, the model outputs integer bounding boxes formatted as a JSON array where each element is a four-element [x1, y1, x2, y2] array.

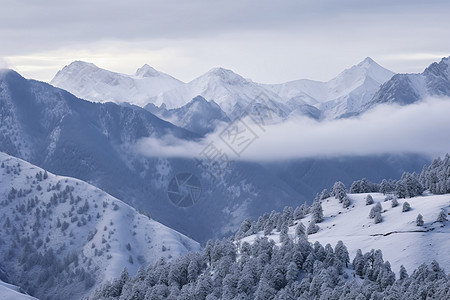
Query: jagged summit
[[423, 56, 450, 78], [50, 61, 183, 107], [366, 55, 450, 109], [135, 64, 160, 78]]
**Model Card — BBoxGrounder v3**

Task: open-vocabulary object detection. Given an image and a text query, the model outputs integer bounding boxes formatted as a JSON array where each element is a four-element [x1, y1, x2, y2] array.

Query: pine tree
[[369, 202, 382, 219], [399, 265, 409, 280], [236, 219, 252, 239], [293, 206, 304, 220], [310, 201, 323, 223], [307, 220, 319, 235], [374, 211, 383, 224], [391, 197, 399, 208], [380, 179, 389, 194], [335, 240, 350, 268], [286, 262, 299, 282], [350, 180, 361, 194], [263, 220, 273, 236], [320, 189, 330, 200], [436, 209, 447, 223], [359, 178, 370, 193], [365, 194, 374, 205], [295, 222, 306, 239], [416, 214, 424, 226], [282, 206, 294, 226], [402, 201, 411, 212], [342, 196, 351, 208], [332, 181, 347, 202]]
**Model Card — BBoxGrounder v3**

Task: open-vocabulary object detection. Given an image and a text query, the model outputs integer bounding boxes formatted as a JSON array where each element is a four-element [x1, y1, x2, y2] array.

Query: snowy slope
[[264, 57, 395, 119], [50, 61, 183, 107], [241, 192, 450, 275], [366, 56, 450, 109], [0, 152, 200, 300], [0, 280, 37, 300]]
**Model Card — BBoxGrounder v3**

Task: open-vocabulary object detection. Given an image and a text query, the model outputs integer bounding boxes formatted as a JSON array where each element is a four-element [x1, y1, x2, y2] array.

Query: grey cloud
[[1, 0, 449, 55], [2, 0, 450, 83], [135, 97, 450, 161]]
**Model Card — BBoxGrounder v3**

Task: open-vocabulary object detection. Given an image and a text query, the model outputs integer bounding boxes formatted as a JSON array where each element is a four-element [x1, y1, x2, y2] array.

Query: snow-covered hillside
[[0, 152, 200, 300], [241, 192, 450, 275], [50, 61, 183, 107], [0, 280, 37, 300], [264, 57, 395, 119]]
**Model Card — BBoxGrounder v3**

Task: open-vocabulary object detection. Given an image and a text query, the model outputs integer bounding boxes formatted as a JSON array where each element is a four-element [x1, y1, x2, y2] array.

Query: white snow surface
[[50, 61, 183, 107], [241, 192, 450, 275], [0, 152, 200, 299], [0, 280, 37, 300]]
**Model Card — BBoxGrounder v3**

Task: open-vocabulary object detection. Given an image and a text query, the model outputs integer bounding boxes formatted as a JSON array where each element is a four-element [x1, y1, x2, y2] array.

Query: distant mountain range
[[0, 67, 432, 244], [50, 57, 450, 138], [51, 57, 399, 124]]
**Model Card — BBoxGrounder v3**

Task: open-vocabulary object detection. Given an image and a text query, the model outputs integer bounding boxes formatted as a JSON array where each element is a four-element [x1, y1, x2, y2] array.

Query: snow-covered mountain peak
[[58, 60, 98, 75], [357, 56, 376, 67], [135, 64, 160, 78], [51, 61, 183, 107], [423, 56, 450, 79], [201, 67, 248, 85], [334, 57, 394, 87]]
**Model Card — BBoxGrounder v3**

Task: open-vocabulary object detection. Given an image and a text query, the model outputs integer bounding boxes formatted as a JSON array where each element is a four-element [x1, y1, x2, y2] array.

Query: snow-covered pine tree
[[295, 222, 306, 239], [307, 220, 319, 235], [293, 206, 304, 220], [402, 201, 411, 212], [310, 201, 323, 223], [416, 214, 424, 226], [391, 197, 399, 208], [320, 189, 330, 200], [342, 196, 351, 208], [331, 181, 347, 202], [436, 209, 447, 223]]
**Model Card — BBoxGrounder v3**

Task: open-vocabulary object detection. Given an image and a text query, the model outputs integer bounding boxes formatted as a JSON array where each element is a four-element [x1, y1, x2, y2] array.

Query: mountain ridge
[[50, 61, 183, 107]]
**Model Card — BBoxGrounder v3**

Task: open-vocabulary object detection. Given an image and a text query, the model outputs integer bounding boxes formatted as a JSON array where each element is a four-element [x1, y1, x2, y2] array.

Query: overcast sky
[[1, 0, 449, 83]]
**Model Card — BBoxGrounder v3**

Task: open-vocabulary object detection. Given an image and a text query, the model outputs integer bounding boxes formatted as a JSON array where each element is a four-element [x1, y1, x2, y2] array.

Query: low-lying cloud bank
[[135, 97, 450, 161]]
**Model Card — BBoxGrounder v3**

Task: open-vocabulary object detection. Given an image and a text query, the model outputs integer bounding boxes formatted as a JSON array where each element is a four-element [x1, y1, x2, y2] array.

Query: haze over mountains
[[4, 57, 450, 244], [1, 56, 450, 299]]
